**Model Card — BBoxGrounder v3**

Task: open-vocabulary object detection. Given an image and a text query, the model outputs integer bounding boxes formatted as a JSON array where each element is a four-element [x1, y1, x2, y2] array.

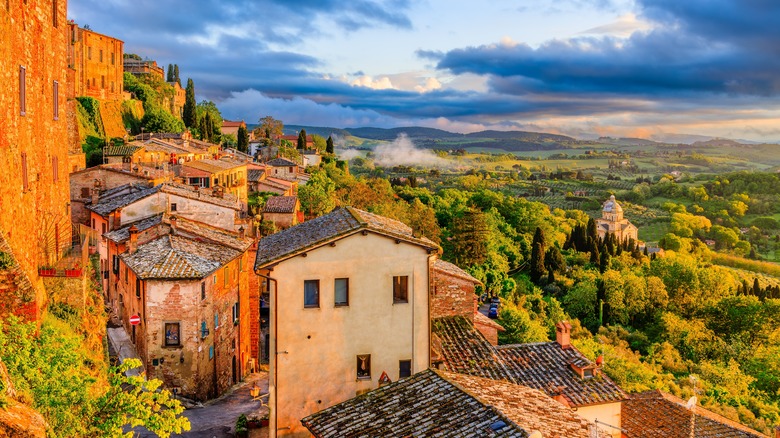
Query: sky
[[69, 0, 780, 142]]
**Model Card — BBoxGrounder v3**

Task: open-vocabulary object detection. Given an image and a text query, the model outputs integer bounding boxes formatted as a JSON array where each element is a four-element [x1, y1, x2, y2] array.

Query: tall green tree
[[253, 116, 284, 144], [326, 135, 335, 154], [182, 78, 197, 128], [173, 64, 181, 85], [237, 125, 249, 153], [530, 227, 547, 283], [450, 208, 490, 267], [166, 64, 173, 82], [297, 129, 307, 150]]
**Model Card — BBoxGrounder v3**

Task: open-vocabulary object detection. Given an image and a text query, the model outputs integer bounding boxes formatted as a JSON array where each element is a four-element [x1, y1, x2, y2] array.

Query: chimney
[[111, 208, 122, 231], [170, 215, 178, 234], [238, 225, 245, 239], [555, 321, 572, 349], [91, 187, 100, 204], [128, 225, 139, 254]]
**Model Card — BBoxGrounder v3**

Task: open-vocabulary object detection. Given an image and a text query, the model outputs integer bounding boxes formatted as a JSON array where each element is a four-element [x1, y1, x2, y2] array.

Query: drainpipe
[[256, 270, 278, 437]]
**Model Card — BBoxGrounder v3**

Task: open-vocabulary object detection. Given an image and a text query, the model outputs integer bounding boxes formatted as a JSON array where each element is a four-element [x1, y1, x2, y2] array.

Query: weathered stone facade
[[431, 260, 479, 321], [69, 166, 155, 225], [0, 0, 73, 319], [67, 22, 124, 100]]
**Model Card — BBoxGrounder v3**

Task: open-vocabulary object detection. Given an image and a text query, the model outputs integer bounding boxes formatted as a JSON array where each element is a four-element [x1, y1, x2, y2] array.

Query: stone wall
[[0, 0, 73, 320], [67, 23, 124, 101], [431, 268, 477, 322]]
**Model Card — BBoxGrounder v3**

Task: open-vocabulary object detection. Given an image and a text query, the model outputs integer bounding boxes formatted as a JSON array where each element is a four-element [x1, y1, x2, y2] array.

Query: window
[[357, 354, 371, 379], [214, 313, 219, 329], [288, 166, 294, 173], [53, 81, 59, 120], [209, 345, 214, 359], [52, 0, 58, 27], [170, 203, 177, 212], [112, 255, 119, 274], [111, 52, 115, 65], [399, 360, 412, 378], [213, 274, 217, 284], [583, 368, 594, 379], [84, 188, 91, 199], [135, 278, 142, 298], [201, 282, 206, 300], [224, 266, 229, 286], [52, 156, 58, 182], [164, 322, 180, 346], [232, 302, 239, 324], [101, 75, 105, 88], [335, 278, 349, 306], [99, 50, 103, 63], [393, 276, 408, 303], [19, 66, 26, 116], [21, 152, 28, 191], [124, 266, 128, 283], [304, 280, 319, 308], [88, 47, 91, 60], [200, 321, 208, 338]]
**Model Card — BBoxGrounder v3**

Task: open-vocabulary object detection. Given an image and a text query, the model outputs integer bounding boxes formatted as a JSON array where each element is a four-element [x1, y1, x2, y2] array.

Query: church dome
[[603, 195, 623, 213]]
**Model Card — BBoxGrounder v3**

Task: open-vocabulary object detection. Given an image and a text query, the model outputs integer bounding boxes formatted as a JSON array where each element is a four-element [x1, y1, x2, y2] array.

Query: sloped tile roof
[[434, 259, 481, 284], [497, 343, 626, 407], [87, 184, 161, 216], [623, 391, 768, 438], [104, 144, 143, 156], [166, 215, 252, 251], [301, 369, 529, 438], [441, 371, 606, 438], [180, 158, 245, 173], [432, 316, 626, 408], [266, 157, 298, 167], [121, 234, 242, 280], [255, 207, 439, 269], [474, 312, 505, 332], [263, 196, 298, 214], [159, 182, 239, 210], [433, 316, 512, 381], [247, 169, 264, 182], [104, 213, 164, 242]]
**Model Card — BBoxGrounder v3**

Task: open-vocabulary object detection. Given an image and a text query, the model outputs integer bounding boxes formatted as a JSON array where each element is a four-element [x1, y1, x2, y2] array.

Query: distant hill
[[465, 130, 575, 143], [347, 126, 463, 141], [598, 137, 664, 146], [691, 138, 747, 148], [284, 125, 352, 138]]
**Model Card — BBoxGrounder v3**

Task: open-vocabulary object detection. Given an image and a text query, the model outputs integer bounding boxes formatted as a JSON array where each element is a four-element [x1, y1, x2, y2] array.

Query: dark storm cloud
[[433, 0, 780, 99]]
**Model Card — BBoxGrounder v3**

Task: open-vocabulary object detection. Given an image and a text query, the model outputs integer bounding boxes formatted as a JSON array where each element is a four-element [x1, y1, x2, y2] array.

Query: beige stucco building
[[254, 207, 439, 437], [596, 195, 638, 242]]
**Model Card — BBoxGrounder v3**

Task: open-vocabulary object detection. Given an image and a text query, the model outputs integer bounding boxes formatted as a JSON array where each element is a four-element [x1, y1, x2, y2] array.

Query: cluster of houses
[[1, 2, 771, 436]]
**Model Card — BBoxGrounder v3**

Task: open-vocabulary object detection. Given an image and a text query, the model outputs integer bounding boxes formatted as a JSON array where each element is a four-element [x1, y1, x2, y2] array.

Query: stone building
[[178, 158, 248, 206], [264, 157, 299, 181], [123, 57, 164, 80], [167, 80, 185, 118], [595, 195, 638, 242], [107, 214, 254, 400], [261, 196, 300, 230], [67, 22, 124, 100], [0, 0, 73, 320], [221, 120, 246, 139], [255, 207, 440, 436]]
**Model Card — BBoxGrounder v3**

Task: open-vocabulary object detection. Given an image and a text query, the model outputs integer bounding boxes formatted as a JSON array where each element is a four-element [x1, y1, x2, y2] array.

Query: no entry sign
[[129, 314, 141, 325]]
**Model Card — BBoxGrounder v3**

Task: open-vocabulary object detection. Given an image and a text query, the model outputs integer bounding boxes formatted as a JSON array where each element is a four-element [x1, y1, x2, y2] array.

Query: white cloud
[[351, 75, 394, 90]]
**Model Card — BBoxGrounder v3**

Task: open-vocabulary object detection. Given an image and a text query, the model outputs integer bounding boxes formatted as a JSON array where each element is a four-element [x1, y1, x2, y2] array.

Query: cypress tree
[[183, 78, 197, 128], [173, 64, 181, 85], [530, 242, 546, 283], [237, 125, 249, 153], [599, 250, 610, 273], [166, 64, 173, 82], [326, 135, 334, 154], [297, 129, 307, 150]]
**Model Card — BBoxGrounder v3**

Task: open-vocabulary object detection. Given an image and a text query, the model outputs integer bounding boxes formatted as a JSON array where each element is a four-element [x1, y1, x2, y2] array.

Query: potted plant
[[38, 266, 56, 277], [65, 263, 82, 277], [235, 414, 249, 438], [247, 415, 261, 429]]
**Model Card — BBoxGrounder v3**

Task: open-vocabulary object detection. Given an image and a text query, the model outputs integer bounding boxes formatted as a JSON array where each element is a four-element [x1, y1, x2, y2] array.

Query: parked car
[[490, 297, 501, 305], [488, 306, 499, 319]]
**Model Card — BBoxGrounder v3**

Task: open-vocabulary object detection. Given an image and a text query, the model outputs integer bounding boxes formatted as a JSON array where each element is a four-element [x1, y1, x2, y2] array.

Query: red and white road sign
[[129, 314, 141, 325]]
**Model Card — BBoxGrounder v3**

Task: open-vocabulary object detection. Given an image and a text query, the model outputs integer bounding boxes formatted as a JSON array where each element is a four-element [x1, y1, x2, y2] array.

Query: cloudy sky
[[70, 0, 780, 142]]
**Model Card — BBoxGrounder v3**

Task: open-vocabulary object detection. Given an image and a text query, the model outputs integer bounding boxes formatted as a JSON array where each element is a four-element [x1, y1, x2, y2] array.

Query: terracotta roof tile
[[87, 184, 161, 216], [432, 316, 626, 408], [104, 144, 143, 156], [266, 157, 298, 167], [301, 369, 529, 438], [255, 207, 438, 269], [623, 390, 768, 437], [434, 259, 481, 284], [104, 213, 164, 242], [263, 196, 298, 214], [441, 371, 606, 438]]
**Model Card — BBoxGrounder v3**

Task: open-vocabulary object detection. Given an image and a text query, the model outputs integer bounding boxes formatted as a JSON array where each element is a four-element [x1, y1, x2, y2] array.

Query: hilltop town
[[3, 1, 780, 438]]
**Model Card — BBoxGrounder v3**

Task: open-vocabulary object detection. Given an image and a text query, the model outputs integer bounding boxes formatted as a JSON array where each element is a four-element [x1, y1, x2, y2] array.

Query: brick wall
[[67, 23, 124, 100], [431, 268, 477, 322], [0, 0, 73, 320]]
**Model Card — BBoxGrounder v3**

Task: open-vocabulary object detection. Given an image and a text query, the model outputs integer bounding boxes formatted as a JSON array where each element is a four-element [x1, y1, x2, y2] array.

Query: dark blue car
[[488, 304, 499, 319]]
